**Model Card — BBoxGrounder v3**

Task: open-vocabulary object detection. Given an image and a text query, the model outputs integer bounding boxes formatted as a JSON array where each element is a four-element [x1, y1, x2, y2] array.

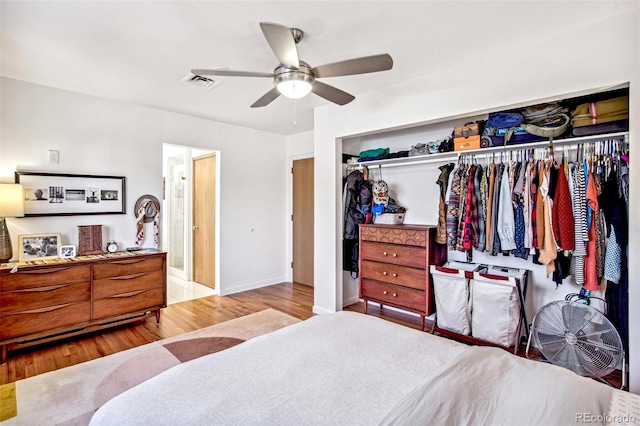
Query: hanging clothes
[[583, 169, 599, 291], [445, 164, 464, 251], [538, 160, 557, 276], [497, 164, 516, 251], [435, 163, 455, 245], [551, 162, 575, 250]]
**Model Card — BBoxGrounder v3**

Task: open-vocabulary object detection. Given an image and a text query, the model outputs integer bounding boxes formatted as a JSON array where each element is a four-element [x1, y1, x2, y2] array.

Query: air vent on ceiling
[[181, 73, 223, 90]]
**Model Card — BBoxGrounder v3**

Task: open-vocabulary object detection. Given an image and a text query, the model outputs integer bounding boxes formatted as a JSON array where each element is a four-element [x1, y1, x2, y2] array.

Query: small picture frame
[[59, 245, 77, 259], [18, 233, 62, 262]]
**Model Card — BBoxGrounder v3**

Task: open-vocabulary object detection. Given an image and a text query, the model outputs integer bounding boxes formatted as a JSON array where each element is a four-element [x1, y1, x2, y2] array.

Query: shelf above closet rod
[[346, 131, 628, 170]]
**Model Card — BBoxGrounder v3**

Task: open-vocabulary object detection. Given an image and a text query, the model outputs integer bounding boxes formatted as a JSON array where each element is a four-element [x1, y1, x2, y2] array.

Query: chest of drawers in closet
[[359, 224, 446, 330]]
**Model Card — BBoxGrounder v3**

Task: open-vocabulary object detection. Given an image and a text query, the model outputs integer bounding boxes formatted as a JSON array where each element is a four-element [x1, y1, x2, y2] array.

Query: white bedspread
[[90, 311, 465, 425], [91, 311, 636, 426]]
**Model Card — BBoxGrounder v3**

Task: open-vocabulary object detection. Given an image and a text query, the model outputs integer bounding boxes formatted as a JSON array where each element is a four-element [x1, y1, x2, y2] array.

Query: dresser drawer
[[92, 256, 164, 280], [360, 279, 426, 313], [360, 241, 426, 269], [360, 260, 426, 290], [0, 301, 91, 340], [93, 288, 165, 320], [0, 265, 91, 292], [360, 226, 427, 246], [93, 270, 164, 299], [0, 282, 90, 315]]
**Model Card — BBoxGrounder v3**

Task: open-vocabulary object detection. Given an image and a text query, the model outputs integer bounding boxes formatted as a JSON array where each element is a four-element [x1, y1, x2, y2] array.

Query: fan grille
[[532, 301, 623, 378]]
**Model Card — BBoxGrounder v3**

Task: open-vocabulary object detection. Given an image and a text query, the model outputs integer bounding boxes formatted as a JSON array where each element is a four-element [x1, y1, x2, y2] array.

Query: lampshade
[[0, 184, 25, 218]]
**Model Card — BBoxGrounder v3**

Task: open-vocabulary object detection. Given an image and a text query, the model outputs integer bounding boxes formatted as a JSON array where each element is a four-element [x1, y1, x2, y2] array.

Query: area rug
[[0, 309, 300, 425]]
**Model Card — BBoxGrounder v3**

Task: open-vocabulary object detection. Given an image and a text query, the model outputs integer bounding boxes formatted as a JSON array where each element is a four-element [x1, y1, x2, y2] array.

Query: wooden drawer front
[[93, 270, 164, 300], [0, 282, 90, 315], [93, 288, 164, 320], [360, 260, 425, 290], [0, 266, 91, 292], [360, 279, 426, 313], [360, 227, 427, 247], [92, 256, 164, 280], [0, 301, 91, 340], [361, 242, 426, 269]]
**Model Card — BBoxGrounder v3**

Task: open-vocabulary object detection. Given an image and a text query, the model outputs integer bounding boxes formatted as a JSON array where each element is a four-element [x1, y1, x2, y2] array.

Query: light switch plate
[[48, 150, 59, 163]]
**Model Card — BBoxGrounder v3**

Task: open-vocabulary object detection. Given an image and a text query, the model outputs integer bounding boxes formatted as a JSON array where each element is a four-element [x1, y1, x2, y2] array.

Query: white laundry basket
[[430, 262, 479, 336], [471, 266, 527, 348]]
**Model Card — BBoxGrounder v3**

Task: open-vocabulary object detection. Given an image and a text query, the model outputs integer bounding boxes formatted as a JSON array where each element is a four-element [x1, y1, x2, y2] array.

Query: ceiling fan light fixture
[[276, 78, 313, 99], [274, 64, 315, 99]]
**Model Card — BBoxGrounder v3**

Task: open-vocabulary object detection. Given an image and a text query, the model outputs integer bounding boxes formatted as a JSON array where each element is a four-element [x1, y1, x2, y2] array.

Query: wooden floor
[[1, 282, 624, 389]]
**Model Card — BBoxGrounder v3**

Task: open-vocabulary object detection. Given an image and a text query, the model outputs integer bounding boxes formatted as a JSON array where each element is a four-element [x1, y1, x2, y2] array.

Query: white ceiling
[[2, 1, 638, 136]]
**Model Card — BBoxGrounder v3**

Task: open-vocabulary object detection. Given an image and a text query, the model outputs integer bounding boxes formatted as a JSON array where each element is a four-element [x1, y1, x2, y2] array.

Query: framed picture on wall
[[15, 172, 126, 217], [18, 233, 61, 262]]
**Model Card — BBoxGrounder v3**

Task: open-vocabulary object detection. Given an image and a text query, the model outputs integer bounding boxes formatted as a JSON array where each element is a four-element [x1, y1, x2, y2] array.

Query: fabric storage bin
[[430, 262, 480, 336], [471, 266, 527, 348]]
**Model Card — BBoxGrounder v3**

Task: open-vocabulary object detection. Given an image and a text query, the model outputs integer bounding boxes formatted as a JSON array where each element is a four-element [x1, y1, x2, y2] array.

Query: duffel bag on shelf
[[571, 95, 629, 137], [484, 112, 544, 147], [572, 96, 629, 127]]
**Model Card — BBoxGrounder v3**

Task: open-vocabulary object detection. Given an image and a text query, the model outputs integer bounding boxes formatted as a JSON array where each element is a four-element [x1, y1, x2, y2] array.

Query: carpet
[[1, 309, 300, 425]]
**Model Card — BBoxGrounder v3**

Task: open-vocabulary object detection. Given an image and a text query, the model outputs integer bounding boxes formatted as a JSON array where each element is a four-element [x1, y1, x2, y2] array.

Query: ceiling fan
[[192, 22, 393, 108]]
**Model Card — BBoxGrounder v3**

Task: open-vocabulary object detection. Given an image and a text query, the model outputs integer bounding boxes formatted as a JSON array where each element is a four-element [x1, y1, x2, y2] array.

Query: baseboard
[[312, 305, 336, 315], [342, 295, 361, 308], [219, 276, 287, 296]]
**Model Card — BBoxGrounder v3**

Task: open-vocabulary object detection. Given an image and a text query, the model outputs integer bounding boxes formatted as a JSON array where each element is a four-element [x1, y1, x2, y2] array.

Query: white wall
[[314, 12, 640, 390], [0, 77, 289, 296], [285, 130, 314, 281]]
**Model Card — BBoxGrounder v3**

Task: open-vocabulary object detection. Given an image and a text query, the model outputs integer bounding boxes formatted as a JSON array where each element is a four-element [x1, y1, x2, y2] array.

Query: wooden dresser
[[359, 224, 446, 330], [0, 251, 166, 362]]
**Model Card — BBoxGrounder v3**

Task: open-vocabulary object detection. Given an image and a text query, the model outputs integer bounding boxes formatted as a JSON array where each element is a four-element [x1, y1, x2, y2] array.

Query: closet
[[342, 85, 630, 353]]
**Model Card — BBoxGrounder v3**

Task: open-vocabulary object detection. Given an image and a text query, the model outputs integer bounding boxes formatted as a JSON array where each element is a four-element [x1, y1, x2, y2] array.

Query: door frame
[[162, 144, 220, 293], [287, 153, 314, 283]]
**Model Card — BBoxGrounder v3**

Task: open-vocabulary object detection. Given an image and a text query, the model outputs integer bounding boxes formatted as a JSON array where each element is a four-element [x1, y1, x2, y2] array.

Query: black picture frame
[[15, 171, 126, 217]]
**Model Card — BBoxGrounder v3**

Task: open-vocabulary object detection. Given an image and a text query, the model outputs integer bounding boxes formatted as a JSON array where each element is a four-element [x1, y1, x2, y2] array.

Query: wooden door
[[192, 153, 216, 288], [292, 158, 314, 286]]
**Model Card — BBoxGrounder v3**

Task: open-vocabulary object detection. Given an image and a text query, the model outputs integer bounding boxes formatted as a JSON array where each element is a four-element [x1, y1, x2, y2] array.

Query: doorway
[[292, 157, 314, 286], [162, 144, 217, 289]]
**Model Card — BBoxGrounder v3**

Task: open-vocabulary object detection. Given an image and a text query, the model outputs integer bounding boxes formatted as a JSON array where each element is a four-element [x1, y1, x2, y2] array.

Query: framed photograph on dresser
[[18, 233, 61, 262], [15, 171, 126, 217]]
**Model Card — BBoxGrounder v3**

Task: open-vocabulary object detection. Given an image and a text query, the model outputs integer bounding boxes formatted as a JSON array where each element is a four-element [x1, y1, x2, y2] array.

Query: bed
[[90, 311, 639, 425]]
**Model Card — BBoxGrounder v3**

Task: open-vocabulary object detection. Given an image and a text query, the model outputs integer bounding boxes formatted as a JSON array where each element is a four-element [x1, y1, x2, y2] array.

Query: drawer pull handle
[[393, 293, 397, 297], [16, 266, 72, 274], [392, 253, 397, 257], [109, 289, 147, 298], [108, 272, 148, 280], [383, 251, 388, 256], [392, 273, 397, 277], [17, 283, 71, 293], [15, 302, 77, 315], [383, 271, 387, 276], [109, 258, 149, 265], [383, 290, 388, 295]]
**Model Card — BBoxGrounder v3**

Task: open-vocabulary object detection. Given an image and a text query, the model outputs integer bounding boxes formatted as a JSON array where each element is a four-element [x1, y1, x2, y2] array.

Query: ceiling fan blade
[[311, 81, 355, 106], [311, 54, 393, 78], [260, 22, 299, 68], [192, 69, 273, 78], [251, 87, 281, 108]]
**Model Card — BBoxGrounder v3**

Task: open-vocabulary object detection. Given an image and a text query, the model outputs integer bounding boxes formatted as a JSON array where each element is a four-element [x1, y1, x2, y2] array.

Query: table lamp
[[0, 183, 25, 263]]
